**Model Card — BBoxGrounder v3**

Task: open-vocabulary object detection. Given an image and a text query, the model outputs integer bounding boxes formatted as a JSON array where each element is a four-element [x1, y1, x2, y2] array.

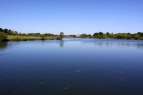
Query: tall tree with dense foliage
[[60, 32, 64, 38], [56, 32, 64, 40]]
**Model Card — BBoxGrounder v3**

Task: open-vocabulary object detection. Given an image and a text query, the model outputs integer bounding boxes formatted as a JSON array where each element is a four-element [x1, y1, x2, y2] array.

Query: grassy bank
[[7, 35, 57, 41], [0, 28, 64, 41]]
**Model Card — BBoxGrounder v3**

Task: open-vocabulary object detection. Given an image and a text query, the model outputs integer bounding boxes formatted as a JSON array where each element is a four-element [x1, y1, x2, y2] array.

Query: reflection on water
[[93, 42, 143, 49], [1, 39, 143, 49], [60, 40, 64, 47], [0, 42, 8, 50], [75, 38, 143, 49], [0, 39, 143, 95]]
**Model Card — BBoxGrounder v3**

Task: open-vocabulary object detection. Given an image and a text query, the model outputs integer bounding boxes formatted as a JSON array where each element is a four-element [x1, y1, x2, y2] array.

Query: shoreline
[[1, 37, 142, 42]]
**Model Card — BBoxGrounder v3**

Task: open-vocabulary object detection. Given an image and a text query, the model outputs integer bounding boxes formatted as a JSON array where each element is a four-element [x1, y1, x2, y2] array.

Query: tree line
[[68, 32, 143, 40], [92, 32, 143, 40], [0, 28, 56, 36], [0, 28, 64, 41], [0, 27, 143, 41]]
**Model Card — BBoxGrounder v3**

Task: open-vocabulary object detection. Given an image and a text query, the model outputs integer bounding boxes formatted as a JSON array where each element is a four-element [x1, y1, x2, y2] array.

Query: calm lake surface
[[0, 38, 143, 95]]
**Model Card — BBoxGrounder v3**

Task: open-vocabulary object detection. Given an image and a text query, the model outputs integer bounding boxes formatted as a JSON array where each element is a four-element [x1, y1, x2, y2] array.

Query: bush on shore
[[56, 36, 62, 40], [0, 32, 7, 41]]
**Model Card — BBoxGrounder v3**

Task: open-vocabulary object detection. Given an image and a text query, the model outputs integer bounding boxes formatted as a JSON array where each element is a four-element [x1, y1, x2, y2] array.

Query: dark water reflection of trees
[[93, 42, 143, 49], [0, 40, 143, 50], [0, 42, 8, 50], [60, 40, 64, 47], [0, 41, 21, 50]]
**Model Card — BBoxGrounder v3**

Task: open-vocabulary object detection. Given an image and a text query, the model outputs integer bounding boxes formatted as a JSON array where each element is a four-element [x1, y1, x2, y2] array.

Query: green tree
[[3, 29, 8, 33], [0, 28, 3, 32], [80, 34, 87, 38], [56, 32, 64, 40], [60, 32, 64, 38], [0, 32, 7, 41], [134, 35, 140, 40]]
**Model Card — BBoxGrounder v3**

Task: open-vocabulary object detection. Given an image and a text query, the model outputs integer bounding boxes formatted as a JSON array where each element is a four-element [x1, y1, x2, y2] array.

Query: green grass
[[7, 35, 57, 41]]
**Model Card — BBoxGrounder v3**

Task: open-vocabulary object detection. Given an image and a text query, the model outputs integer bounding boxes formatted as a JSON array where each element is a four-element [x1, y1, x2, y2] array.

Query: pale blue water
[[0, 38, 143, 95]]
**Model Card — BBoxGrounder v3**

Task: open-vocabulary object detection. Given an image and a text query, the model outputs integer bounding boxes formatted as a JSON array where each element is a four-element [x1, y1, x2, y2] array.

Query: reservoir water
[[0, 38, 143, 95]]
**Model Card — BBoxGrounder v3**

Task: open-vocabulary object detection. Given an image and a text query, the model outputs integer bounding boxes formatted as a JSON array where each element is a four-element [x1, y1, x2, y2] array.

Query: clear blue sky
[[0, 0, 143, 35]]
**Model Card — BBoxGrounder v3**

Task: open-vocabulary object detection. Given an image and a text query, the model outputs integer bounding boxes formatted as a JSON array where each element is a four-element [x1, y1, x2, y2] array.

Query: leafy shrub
[[40, 36, 45, 40], [0, 32, 7, 41], [56, 36, 62, 40]]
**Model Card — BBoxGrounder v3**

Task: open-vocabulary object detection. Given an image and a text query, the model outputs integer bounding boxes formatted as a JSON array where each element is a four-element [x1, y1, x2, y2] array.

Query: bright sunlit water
[[0, 38, 143, 95]]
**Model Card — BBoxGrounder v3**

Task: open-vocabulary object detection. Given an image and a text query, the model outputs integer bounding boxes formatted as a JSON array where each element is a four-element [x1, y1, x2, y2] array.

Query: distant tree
[[73, 35, 76, 38], [134, 35, 140, 40], [14, 31, 18, 35], [0, 28, 3, 32], [93, 32, 104, 38], [93, 32, 98, 37], [3, 29, 8, 33], [80, 34, 88, 38], [106, 32, 110, 35], [0, 32, 7, 41], [60, 32, 64, 38], [99, 32, 103, 35], [88, 34, 92, 38], [43, 33, 53, 37], [69, 35, 76, 38], [56, 32, 64, 40], [126, 35, 132, 39]]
